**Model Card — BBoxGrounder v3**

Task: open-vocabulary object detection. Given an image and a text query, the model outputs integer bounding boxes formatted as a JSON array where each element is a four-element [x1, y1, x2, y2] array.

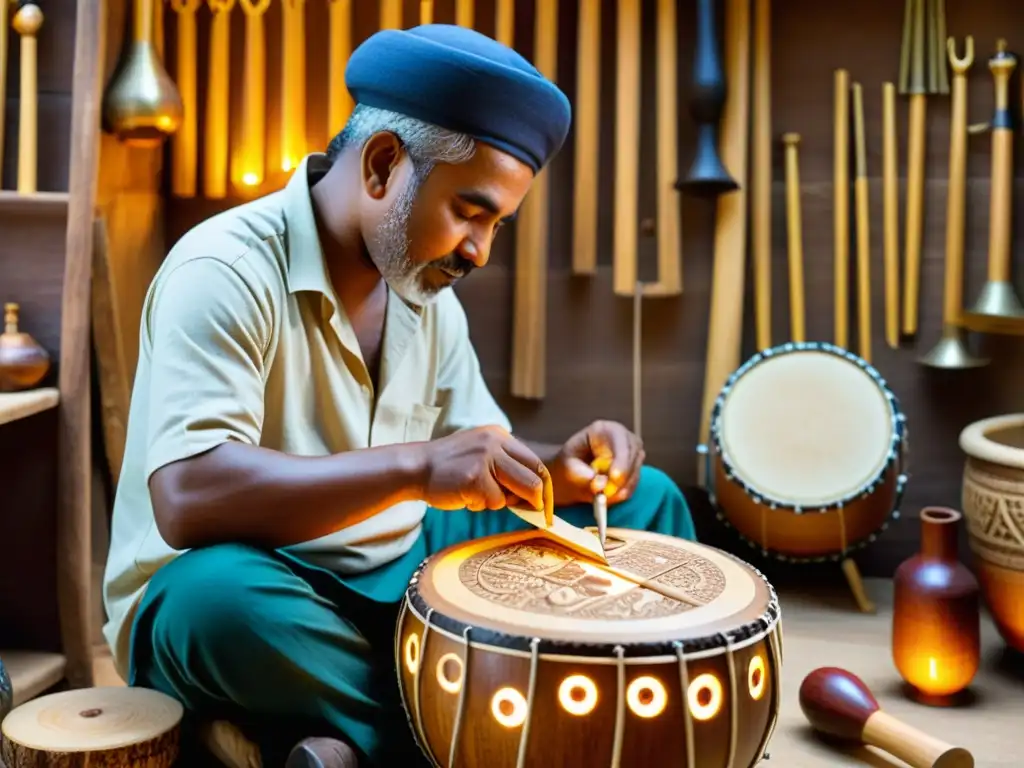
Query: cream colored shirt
[[102, 154, 512, 679]]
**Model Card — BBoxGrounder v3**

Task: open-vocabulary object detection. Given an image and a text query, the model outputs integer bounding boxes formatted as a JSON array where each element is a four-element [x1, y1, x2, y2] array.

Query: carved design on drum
[[457, 538, 727, 619], [962, 463, 1024, 570]]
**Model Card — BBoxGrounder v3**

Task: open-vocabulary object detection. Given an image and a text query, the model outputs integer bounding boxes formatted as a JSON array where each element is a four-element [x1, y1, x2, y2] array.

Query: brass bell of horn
[[102, 0, 183, 146]]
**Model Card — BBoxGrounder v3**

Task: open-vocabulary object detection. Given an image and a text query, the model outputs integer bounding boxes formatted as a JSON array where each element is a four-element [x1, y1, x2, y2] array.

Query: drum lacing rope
[[514, 638, 541, 768], [447, 626, 472, 768], [413, 607, 435, 765], [721, 632, 739, 768], [673, 641, 696, 767], [759, 508, 769, 557]]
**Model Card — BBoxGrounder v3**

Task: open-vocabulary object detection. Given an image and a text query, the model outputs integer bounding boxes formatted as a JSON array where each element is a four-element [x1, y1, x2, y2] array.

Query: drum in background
[[396, 528, 782, 768], [707, 341, 909, 562]]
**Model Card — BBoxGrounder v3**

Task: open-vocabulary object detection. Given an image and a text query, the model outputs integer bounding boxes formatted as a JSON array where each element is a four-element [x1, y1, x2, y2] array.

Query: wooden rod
[[612, 0, 641, 297], [696, 0, 751, 487], [456, 0, 474, 28], [380, 0, 402, 29], [882, 82, 900, 348], [495, 0, 514, 47], [942, 39, 972, 327], [572, 0, 600, 275], [783, 133, 805, 343], [281, 0, 307, 173], [852, 81, 871, 363], [237, 0, 270, 193], [204, 0, 234, 200], [752, 0, 771, 349], [171, 0, 200, 198], [0, 0, 10, 179], [833, 68, 850, 349], [328, 0, 353, 136], [14, 2, 42, 194], [652, 0, 682, 295], [420, 0, 435, 24], [510, 0, 557, 399]]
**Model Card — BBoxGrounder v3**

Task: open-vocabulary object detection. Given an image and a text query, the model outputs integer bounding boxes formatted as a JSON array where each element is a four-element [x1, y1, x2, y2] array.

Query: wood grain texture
[[159, 0, 1024, 580]]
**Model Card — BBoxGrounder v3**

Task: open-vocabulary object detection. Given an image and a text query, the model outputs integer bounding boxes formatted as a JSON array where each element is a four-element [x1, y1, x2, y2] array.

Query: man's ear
[[360, 132, 404, 200]]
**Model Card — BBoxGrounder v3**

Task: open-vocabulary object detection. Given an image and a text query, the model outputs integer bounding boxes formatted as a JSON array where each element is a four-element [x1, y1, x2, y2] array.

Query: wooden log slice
[[1, 687, 183, 768]]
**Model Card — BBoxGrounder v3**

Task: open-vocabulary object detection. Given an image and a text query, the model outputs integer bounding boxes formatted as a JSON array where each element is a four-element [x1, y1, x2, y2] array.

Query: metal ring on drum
[[395, 528, 783, 768], [707, 341, 909, 563]]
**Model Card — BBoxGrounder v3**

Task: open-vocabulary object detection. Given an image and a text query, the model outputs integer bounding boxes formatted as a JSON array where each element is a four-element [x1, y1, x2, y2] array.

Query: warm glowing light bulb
[[242, 172, 259, 186]]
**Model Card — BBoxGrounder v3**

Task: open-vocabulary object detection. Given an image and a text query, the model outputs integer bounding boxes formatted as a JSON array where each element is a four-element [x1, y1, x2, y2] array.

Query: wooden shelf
[[0, 388, 60, 428], [2, 649, 66, 707], [0, 190, 70, 213]]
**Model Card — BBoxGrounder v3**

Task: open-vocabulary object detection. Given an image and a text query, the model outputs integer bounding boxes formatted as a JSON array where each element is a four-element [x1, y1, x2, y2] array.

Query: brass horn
[[920, 36, 988, 368], [676, 0, 739, 197], [102, 0, 183, 146], [961, 39, 1024, 336]]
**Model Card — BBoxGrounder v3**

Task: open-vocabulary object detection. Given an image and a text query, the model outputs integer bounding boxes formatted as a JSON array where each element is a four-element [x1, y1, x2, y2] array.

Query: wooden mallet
[[799, 667, 974, 768]]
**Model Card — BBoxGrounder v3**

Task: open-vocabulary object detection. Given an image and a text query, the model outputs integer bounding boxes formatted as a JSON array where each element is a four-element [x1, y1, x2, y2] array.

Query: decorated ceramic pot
[[959, 414, 1024, 652]]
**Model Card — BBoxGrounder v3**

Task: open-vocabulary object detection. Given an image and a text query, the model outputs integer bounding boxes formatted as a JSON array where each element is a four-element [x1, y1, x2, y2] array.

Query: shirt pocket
[[404, 402, 443, 442]]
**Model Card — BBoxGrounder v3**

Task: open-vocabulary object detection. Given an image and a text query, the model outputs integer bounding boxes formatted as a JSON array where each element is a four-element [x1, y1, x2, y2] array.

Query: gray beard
[[367, 178, 441, 307]]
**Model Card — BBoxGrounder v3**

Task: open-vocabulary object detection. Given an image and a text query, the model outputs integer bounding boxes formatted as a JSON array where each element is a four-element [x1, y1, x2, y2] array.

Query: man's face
[[360, 134, 534, 305]]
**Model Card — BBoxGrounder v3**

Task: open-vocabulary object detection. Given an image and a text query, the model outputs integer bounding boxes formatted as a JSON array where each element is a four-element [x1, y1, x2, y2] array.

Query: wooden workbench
[[771, 578, 1020, 767]]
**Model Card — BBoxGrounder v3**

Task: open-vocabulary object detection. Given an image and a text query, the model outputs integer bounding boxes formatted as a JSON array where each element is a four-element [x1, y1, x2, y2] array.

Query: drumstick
[[327, 0, 353, 136], [612, 0, 641, 296], [419, 0, 433, 24], [852, 82, 871, 363], [456, 0, 473, 28], [0, 0, 9, 182], [572, 0, 600, 275], [696, 0, 750, 487], [900, 0, 927, 337], [171, 0, 200, 198], [204, 0, 234, 199], [494, 0, 514, 47], [783, 133, 805, 342], [834, 68, 850, 350], [14, 2, 43, 194], [752, 0, 772, 349], [651, 0, 682, 295], [237, 0, 270, 191], [882, 82, 900, 349], [510, 0, 557, 399], [800, 668, 975, 768], [380, 0, 401, 29]]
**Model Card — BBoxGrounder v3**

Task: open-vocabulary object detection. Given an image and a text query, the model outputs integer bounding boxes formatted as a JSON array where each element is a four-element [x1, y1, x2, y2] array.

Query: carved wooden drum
[[396, 528, 782, 768], [706, 342, 909, 563]]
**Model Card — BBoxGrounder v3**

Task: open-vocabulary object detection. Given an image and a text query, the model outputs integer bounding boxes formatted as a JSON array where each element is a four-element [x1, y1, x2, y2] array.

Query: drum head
[[716, 348, 896, 507], [412, 529, 774, 648]]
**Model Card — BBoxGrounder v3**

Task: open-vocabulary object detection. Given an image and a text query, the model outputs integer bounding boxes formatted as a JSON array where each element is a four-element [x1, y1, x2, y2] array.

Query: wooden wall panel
[[158, 0, 1024, 586]]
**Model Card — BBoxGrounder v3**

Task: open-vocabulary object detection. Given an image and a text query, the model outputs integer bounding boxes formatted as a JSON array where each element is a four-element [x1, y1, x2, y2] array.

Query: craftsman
[[102, 24, 696, 768]]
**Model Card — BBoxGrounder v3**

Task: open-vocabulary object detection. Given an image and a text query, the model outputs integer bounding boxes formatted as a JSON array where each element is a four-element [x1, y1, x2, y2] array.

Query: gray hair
[[326, 104, 476, 180]]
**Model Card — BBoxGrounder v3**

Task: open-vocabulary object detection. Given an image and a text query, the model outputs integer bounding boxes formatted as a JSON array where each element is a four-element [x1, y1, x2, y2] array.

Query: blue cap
[[345, 24, 572, 173]]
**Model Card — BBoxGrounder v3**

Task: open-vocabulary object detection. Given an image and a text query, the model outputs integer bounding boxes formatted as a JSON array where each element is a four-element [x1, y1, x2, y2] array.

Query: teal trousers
[[127, 466, 696, 766]]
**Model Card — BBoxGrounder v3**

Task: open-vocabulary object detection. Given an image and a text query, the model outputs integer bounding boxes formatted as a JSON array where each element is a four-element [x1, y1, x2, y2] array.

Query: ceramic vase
[[892, 507, 980, 704], [960, 414, 1024, 652]]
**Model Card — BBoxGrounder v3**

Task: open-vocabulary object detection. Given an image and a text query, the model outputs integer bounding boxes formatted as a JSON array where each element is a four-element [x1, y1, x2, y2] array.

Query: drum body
[[396, 528, 782, 768], [708, 342, 909, 562]]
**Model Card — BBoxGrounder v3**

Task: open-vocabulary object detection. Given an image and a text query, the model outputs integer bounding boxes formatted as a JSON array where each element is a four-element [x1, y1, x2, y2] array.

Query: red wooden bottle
[[892, 507, 980, 704]]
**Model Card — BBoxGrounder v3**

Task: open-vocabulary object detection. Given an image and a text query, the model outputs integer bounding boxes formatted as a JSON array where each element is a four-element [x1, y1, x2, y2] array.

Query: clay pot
[[892, 507, 980, 703], [0, 653, 11, 723], [960, 414, 1024, 653], [0, 302, 50, 392]]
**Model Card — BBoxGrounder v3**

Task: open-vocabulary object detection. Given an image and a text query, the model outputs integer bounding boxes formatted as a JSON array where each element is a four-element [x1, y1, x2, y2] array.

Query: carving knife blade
[[508, 505, 609, 564]]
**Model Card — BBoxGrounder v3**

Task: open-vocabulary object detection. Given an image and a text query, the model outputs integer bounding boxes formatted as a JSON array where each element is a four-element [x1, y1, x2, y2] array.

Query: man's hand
[[548, 420, 645, 507], [418, 426, 550, 513]]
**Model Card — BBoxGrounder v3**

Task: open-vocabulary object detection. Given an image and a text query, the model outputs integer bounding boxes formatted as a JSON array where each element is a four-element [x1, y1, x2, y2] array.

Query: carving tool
[[508, 506, 608, 564]]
